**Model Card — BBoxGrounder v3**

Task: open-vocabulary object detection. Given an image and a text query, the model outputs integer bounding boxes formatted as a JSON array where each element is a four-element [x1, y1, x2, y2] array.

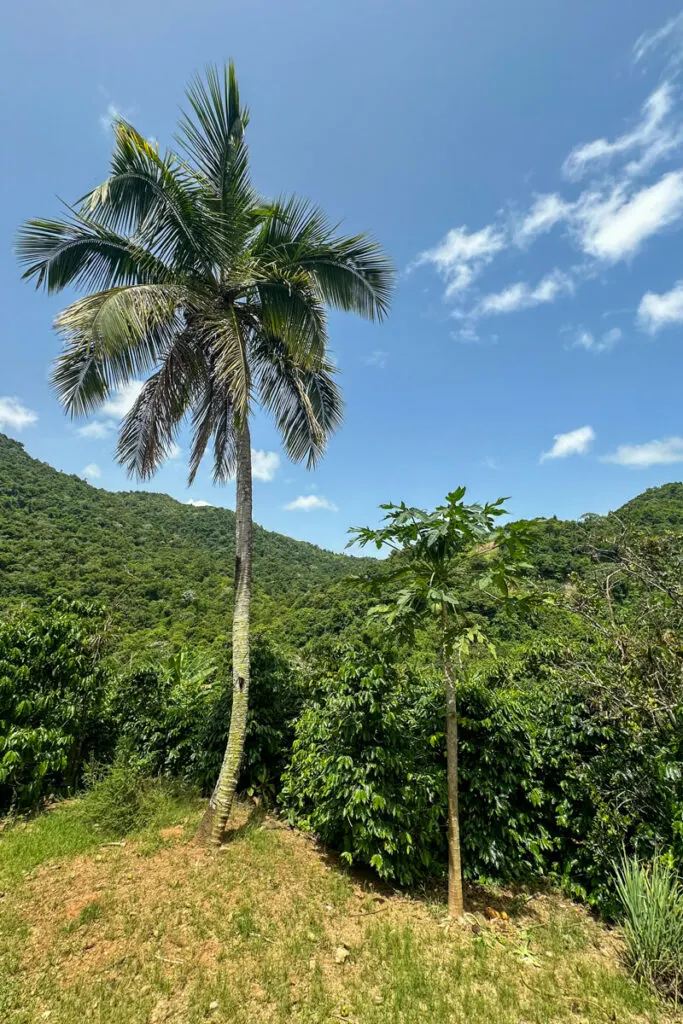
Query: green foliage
[[281, 643, 446, 885], [0, 600, 109, 810], [0, 433, 372, 655], [348, 488, 533, 645], [80, 753, 199, 839], [457, 676, 555, 880], [16, 64, 392, 488], [109, 633, 299, 799], [615, 854, 683, 1000]]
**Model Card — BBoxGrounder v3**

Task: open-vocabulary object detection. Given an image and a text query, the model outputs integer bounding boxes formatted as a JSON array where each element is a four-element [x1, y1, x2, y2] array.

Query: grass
[[615, 854, 683, 1001], [0, 796, 677, 1024]]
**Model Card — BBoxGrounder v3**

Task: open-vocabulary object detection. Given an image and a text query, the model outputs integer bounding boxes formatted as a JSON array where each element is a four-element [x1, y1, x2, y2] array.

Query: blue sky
[[3, 1, 683, 552]]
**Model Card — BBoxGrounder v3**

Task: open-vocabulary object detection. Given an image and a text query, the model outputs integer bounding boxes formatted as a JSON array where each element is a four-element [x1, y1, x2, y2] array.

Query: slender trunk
[[206, 419, 253, 845], [443, 627, 464, 917]]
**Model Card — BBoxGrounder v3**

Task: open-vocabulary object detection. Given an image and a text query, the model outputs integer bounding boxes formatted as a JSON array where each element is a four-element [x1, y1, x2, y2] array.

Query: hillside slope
[[0, 434, 371, 652], [2, 431, 682, 655], [0, 797, 669, 1024]]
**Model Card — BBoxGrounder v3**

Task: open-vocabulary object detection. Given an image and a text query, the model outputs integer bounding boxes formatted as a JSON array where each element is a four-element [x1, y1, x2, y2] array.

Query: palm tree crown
[[16, 64, 394, 482]]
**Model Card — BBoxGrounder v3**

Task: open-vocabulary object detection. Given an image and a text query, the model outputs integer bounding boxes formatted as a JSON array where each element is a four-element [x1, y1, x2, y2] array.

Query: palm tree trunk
[[207, 419, 253, 845], [443, 636, 464, 917]]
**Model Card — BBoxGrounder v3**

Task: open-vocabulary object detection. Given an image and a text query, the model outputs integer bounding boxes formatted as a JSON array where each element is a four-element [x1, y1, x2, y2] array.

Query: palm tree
[[17, 64, 394, 845]]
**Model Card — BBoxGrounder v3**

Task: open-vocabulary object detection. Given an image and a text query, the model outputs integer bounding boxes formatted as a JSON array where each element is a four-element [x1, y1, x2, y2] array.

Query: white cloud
[[77, 420, 115, 439], [541, 425, 595, 462], [602, 436, 683, 467], [251, 449, 280, 482], [634, 13, 683, 66], [80, 463, 101, 481], [563, 83, 681, 181], [478, 270, 573, 316], [365, 350, 389, 368], [186, 499, 213, 507], [99, 102, 124, 133], [481, 456, 500, 470], [0, 397, 38, 432], [575, 171, 683, 261], [284, 494, 338, 512], [515, 193, 571, 245], [414, 224, 506, 296], [638, 279, 683, 332], [168, 442, 182, 460], [573, 326, 623, 353], [102, 381, 144, 419]]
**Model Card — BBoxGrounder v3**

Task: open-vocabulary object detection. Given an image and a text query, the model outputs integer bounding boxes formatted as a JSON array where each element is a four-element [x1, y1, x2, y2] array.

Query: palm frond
[[116, 333, 203, 478], [81, 121, 223, 277], [177, 63, 255, 254], [187, 366, 236, 485], [51, 284, 186, 415], [16, 212, 167, 294], [254, 271, 328, 365], [253, 196, 394, 321], [254, 334, 343, 466], [198, 307, 251, 424]]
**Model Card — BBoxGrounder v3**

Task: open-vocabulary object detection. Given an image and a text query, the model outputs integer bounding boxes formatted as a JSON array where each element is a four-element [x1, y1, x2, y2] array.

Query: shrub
[[615, 854, 683, 1000], [80, 752, 198, 838], [281, 642, 447, 885], [0, 601, 110, 810], [458, 676, 555, 882], [109, 634, 299, 799]]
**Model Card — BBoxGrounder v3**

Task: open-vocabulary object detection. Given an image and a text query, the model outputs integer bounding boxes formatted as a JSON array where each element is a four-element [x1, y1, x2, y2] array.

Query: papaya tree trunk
[[443, 632, 464, 917], [208, 419, 253, 845]]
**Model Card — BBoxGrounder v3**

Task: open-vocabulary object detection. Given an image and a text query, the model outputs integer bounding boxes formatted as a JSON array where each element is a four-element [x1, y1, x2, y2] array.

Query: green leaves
[[0, 602, 109, 810], [349, 489, 534, 654], [18, 63, 393, 485]]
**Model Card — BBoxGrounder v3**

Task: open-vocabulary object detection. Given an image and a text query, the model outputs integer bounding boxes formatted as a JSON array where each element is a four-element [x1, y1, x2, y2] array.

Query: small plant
[[614, 853, 683, 1001], [80, 753, 198, 839]]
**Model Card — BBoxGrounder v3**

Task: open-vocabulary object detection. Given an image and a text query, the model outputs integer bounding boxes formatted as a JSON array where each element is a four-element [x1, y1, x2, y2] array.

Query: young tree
[[16, 64, 393, 844], [349, 488, 530, 916]]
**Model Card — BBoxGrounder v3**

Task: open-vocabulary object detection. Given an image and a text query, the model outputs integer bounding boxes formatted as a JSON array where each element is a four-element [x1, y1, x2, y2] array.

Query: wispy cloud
[[251, 449, 280, 482], [77, 420, 115, 439], [284, 494, 338, 512], [574, 171, 683, 261], [0, 397, 38, 432], [602, 436, 683, 467], [99, 102, 124, 133], [514, 193, 572, 245], [80, 463, 101, 482], [634, 12, 683, 67], [365, 349, 389, 369], [102, 381, 144, 419], [572, 326, 623, 353], [414, 225, 505, 296], [413, 22, 683, 326], [478, 270, 573, 316], [563, 83, 682, 181], [481, 456, 500, 470], [638, 279, 683, 332], [541, 425, 595, 462], [168, 443, 182, 460]]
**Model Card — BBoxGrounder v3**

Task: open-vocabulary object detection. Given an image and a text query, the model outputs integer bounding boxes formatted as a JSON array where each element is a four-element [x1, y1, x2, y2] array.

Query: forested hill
[[0, 433, 373, 653], [2, 431, 683, 656]]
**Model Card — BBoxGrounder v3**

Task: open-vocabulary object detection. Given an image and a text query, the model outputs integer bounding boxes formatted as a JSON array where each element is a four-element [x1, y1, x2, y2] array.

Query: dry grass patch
[[0, 799, 678, 1023]]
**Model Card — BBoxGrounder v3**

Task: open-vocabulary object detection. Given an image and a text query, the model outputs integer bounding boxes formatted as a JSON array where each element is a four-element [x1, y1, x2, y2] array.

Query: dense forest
[[5, 430, 683, 659], [0, 433, 375, 658]]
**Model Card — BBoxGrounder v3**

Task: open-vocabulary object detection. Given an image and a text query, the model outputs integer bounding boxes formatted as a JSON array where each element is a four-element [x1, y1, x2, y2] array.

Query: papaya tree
[[349, 488, 531, 916]]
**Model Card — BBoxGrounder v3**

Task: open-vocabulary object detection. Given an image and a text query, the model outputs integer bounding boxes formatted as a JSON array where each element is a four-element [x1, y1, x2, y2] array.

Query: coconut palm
[[16, 64, 393, 844]]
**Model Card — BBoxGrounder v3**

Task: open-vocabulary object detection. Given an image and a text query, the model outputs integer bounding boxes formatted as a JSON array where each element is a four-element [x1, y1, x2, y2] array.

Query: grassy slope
[[0, 799, 673, 1024], [0, 434, 373, 653]]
